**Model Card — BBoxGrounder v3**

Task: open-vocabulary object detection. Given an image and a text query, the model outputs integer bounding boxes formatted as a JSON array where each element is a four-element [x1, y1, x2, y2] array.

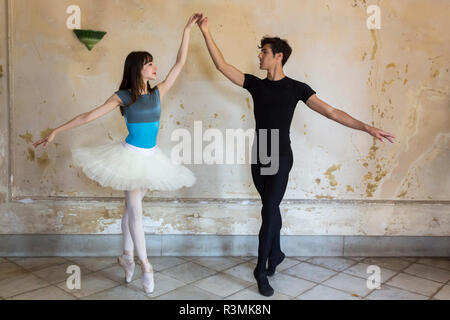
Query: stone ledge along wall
[[0, 0, 448, 236]]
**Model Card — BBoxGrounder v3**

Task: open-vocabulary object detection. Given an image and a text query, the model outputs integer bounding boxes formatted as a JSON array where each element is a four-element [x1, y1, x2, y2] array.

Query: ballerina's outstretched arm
[[32, 94, 122, 149], [156, 13, 201, 100]]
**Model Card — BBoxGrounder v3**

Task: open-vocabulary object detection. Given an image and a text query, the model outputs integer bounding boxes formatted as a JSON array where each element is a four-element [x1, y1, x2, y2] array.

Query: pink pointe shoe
[[141, 259, 154, 294], [117, 254, 135, 283]]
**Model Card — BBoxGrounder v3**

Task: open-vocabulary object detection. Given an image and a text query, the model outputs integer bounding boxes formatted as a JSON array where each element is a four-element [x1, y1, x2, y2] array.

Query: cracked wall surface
[[0, 0, 449, 235]]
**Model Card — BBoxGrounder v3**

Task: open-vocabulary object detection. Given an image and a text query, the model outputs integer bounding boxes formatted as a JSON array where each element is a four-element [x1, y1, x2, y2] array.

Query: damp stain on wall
[[361, 140, 390, 198], [19, 131, 33, 143], [36, 152, 50, 168], [246, 97, 252, 110], [41, 128, 53, 139], [26, 147, 35, 161], [324, 163, 342, 187], [315, 194, 334, 199], [370, 29, 378, 60]]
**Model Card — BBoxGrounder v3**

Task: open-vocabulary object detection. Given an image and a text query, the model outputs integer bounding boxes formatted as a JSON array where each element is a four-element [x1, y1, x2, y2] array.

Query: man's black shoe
[[253, 270, 274, 297]]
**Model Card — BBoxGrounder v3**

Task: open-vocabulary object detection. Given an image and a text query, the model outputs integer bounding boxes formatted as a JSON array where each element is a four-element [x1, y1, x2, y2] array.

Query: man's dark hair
[[258, 36, 292, 66]]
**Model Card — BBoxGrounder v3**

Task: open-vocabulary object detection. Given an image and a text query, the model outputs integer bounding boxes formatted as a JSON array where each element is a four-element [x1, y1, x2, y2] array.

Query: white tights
[[122, 187, 148, 262]]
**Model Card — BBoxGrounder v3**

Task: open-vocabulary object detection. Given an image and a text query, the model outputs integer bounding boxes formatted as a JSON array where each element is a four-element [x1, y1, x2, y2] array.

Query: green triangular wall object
[[73, 29, 107, 51]]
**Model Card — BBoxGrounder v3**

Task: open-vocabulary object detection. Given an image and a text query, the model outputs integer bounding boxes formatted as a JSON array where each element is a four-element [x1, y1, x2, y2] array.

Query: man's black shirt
[[243, 73, 316, 157]]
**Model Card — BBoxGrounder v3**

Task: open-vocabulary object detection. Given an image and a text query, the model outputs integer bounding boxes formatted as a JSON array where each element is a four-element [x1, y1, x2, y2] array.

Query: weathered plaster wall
[[0, 0, 449, 235]]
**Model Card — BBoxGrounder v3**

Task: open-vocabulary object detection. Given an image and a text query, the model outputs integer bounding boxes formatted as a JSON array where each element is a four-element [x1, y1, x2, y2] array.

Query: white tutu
[[71, 141, 196, 191]]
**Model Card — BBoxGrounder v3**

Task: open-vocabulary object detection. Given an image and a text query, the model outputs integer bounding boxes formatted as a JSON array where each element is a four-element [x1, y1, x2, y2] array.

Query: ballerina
[[33, 13, 202, 294]]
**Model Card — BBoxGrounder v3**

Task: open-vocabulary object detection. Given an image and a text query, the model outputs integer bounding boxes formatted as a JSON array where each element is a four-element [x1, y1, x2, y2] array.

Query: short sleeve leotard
[[114, 87, 161, 148]]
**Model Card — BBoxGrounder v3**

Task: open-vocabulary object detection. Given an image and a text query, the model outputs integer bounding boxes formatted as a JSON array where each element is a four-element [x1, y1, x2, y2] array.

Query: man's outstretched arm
[[197, 15, 245, 87], [306, 95, 396, 143]]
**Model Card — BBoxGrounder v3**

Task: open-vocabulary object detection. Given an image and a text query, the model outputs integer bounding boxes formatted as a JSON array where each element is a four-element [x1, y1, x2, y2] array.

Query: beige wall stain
[[19, 132, 33, 143], [36, 152, 49, 168], [324, 164, 342, 187], [246, 97, 251, 110], [40, 128, 53, 139], [370, 29, 378, 60], [26, 147, 35, 161]]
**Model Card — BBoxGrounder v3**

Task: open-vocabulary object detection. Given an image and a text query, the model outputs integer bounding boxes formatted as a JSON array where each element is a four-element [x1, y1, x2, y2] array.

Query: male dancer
[[196, 15, 395, 296]]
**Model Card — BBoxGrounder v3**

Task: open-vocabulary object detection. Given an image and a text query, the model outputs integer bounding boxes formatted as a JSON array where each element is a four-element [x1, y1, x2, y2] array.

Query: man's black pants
[[251, 150, 293, 277]]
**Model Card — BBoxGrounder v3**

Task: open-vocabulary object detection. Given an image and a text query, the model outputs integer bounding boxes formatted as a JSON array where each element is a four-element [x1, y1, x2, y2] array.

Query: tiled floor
[[0, 256, 449, 300]]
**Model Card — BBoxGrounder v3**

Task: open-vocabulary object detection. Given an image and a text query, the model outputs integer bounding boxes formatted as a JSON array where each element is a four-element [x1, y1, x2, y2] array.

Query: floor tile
[[400, 257, 419, 262], [0, 262, 27, 281], [129, 272, 186, 298], [362, 257, 412, 271], [290, 256, 312, 262], [347, 257, 366, 261], [56, 271, 120, 298], [156, 284, 221, 300], [32, 262, 94, 285], [403, 263, 450, 283], [248, 257, 301, 273], [12, 257, 67, 272], [307, 257, 357, 272], [82, 285, 150, 300], [192, 257, 244, 272], [296, 284, 361, 300], [95, 264, 142, 284], [322, 273, 374, 297], [416, 258, 450, 271], [192, 273, 253, 297], [145, 256, 187, 272], [222, 262, 256, 283], [433, 284, 450, 300], [343, 262, 397, 283], [365, 285, 428, 300], [9, 285, 77, 300], [283, 262, 337, 283], [160, 262, 216, 284], [64, 257, 118, 272], [386, 273, 443, 297], [0, 273, 50, 298], [268, 272, 316, 297]]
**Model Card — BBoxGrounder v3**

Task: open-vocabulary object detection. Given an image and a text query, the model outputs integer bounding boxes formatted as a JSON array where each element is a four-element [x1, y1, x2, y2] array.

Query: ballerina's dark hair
[[117, 51, 156, 116]]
